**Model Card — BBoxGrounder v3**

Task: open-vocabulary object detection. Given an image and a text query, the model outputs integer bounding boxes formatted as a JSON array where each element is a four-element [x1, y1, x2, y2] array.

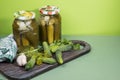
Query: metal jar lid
[[39, 5, 60, 15], [14, 10, 35, 20]]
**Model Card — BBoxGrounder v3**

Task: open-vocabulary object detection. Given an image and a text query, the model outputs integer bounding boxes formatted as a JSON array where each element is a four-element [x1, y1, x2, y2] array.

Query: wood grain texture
[[0, 40, 91, 80]]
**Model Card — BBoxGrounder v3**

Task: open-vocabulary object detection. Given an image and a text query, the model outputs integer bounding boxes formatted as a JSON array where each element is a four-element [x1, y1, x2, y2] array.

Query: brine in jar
[[39, 5, 61, 44], [12, 10, 39, 52]]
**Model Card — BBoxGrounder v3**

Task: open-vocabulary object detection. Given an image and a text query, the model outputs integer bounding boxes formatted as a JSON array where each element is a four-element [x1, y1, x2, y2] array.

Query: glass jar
[[39, 5, 61, 44], [12, 10, 39, 52]]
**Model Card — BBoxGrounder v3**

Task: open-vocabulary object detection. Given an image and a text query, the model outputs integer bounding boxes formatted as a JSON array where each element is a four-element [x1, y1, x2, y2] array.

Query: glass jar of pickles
[[39, 5, 61, 44], [12, 10, 39, 52]]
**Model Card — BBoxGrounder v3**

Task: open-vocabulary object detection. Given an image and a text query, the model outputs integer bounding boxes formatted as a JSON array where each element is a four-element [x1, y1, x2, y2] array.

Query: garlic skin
[[16, 53, 27, 66]]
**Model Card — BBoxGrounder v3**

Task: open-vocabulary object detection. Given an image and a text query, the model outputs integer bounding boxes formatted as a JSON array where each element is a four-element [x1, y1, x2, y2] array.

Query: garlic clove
[[21, 57, 27, 66], [16, 53, 27, 66]]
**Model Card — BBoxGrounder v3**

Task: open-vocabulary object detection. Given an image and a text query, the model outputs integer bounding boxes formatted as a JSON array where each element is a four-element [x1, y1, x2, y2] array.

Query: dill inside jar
[[39, 5, 61, 44], [12, 10, 39, 52]]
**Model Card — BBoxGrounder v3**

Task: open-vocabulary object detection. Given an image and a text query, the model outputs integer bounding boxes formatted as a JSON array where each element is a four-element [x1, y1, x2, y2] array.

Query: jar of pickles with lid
[[39, 5, 61, 44], [12, 10, 39, 52]]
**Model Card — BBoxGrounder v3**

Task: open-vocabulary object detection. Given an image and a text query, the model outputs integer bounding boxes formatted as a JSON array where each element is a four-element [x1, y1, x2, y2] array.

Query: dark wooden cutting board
[[0, 40, 91, 80]]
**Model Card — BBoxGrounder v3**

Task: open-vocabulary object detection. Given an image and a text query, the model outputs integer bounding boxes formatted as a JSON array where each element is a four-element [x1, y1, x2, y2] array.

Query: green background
[[0, 0, 120, 36]]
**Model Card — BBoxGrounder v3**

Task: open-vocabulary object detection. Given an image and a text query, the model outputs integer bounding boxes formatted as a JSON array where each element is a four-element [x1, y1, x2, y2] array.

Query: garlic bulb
[[16, 53, 27, 66]]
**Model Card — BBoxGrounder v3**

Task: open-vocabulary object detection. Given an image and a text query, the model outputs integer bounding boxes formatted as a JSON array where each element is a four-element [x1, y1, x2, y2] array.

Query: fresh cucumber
[[42, 57, 56, 64], [55, 50, 63, 64], [25, 55, 36, 70], [42, 41, 52, 57]]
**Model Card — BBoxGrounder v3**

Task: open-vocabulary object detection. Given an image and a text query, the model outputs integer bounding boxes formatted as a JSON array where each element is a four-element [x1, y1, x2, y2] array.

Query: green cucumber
[[55, 50, 63, 64], [58, 44, 72, 52], [42, 57, 56, 64], [43, 41, 52, 57], [25, 55, 36, 70]]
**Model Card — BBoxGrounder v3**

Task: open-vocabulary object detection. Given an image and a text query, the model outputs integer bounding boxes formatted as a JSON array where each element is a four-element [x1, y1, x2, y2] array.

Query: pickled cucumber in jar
[[12, 10, 39, 52], [39, 5, 61, 44]]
